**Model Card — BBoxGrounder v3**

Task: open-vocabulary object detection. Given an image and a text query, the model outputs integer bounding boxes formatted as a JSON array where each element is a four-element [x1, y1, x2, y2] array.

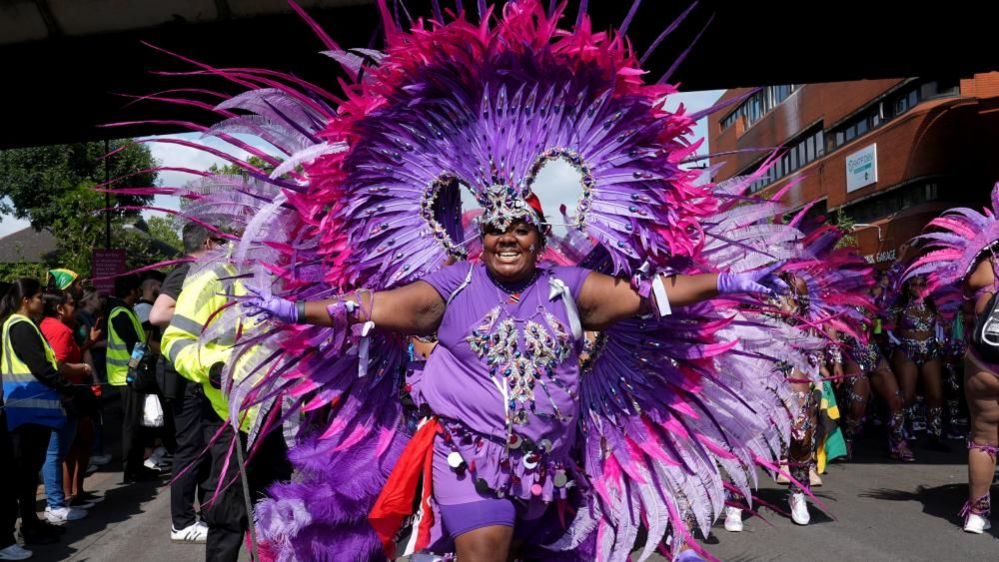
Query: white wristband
[[651, 275, 672, 317]]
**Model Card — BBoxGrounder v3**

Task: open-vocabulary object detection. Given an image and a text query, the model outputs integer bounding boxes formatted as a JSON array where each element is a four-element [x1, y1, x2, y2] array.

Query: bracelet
[[296, 300, 306, 323], [357, 289, 373, 324]]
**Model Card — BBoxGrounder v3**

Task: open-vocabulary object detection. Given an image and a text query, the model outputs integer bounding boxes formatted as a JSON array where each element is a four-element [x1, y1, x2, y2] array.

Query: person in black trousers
[[1, 278, 76, 549], [149, 223, 218, 543]]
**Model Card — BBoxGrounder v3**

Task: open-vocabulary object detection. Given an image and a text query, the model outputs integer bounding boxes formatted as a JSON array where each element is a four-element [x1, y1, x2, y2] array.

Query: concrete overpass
[[1, 0, 996, 148]]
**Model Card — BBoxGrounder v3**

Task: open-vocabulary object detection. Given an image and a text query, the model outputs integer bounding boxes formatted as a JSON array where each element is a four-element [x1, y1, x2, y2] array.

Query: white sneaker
[[44, 506, 87, 524], [723, 506, 743, 532], [0, 543, 33, 560], [789, 492, 810, 525], [142, 457, 170, 472], [90, 453, 112, 466], [171, 522, 208, 543], [964, 513, 992, 534]]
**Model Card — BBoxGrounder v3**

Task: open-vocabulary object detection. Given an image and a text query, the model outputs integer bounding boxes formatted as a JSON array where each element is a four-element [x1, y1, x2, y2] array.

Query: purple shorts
[[438, 499, 516, 538], [432, 437, 549, 539]]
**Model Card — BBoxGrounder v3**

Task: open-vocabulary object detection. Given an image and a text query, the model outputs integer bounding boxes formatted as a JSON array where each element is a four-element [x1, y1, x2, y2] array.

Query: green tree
[[0, 241, 47, 283], [0, 140, 156, 230], [208, 155, 274, 177], [144, 216, 184, 253], [833, 209, 859, 249], [0, 140, 161, 275]]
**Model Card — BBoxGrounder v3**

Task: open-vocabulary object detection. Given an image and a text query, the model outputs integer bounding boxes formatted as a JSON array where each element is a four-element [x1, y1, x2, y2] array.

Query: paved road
[[701, 437, 999, 562], [25, 416, 998, 561]]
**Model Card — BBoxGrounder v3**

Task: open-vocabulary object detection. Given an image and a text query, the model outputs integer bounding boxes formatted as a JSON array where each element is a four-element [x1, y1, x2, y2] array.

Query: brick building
[[707, 74, 999, 264]]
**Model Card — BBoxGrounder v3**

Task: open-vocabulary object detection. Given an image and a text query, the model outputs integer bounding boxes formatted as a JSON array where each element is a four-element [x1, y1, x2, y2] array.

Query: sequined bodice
[[899, 300, 934, 333]]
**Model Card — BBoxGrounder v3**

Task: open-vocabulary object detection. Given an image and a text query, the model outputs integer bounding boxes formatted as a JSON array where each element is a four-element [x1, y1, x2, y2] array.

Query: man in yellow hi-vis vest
[[149, 223, 219, 544], [105, 274, 150, 482], [161, 261, 290, 562]]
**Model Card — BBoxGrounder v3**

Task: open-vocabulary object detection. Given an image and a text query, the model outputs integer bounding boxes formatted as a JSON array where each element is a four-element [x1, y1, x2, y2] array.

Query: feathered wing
[[787, 224, 877, 341], [561, 177, 826, 561]]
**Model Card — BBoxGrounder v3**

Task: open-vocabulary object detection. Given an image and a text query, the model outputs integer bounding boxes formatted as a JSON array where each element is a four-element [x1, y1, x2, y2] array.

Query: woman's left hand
[[244, 289, 300, 324], [717, 264, 789, 296]]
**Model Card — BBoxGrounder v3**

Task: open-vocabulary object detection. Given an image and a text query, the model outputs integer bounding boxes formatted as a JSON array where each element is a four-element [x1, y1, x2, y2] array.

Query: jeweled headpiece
[[477, 183, 544, 231]]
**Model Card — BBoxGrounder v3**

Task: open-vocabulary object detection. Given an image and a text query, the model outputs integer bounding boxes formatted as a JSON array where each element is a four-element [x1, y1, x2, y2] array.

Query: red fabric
[[525, 192, 544, 217], [40, 317, 83, 382], [368, 418, 440, 559]]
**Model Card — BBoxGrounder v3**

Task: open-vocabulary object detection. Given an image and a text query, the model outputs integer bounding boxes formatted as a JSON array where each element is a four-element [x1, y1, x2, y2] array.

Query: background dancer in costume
[[772, 276, 820, 526], [836, 293, 912, 461], [888, 277, 949, 451]]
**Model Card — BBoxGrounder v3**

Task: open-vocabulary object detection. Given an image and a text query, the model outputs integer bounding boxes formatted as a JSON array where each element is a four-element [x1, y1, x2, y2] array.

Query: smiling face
[[481, 220, 542, 283]]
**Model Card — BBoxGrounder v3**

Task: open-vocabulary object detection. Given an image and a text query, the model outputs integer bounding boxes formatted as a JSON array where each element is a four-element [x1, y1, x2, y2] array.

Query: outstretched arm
[[300, 281, 446, 335], [577, 267, 784, 331], [577, 272, 720, 330], [251, 280, 447, 335]]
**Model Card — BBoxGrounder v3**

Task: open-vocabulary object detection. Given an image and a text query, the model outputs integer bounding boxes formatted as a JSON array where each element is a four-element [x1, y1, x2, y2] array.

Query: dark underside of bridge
[[2, 0, 996, 148]]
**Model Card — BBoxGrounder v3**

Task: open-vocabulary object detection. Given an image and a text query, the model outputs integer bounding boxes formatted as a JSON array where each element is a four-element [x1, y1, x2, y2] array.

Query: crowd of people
[[721, 263, 977, 532], [0, 260, 194, 560]]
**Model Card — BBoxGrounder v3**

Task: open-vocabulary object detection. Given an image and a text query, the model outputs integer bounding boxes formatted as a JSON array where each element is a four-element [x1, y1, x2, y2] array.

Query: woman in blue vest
[[0, 278, 75, 548]]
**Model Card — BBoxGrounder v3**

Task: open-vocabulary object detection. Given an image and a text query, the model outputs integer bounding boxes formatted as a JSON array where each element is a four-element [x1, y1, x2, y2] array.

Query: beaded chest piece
[[466, 303, 573, 426]]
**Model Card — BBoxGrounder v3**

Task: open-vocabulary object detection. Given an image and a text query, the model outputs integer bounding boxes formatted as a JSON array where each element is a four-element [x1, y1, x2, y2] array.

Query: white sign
[[863, 249, 896, 264], [846, 144, 878, 192]]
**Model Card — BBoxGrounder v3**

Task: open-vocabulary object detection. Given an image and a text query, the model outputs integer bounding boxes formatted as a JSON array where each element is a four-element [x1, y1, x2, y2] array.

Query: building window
[[841, 180, 946, 223], [719, 84, 800, 132], [740, 124, 824, 193], [894, 96, 908, 115], [825, 78, 959, 153]]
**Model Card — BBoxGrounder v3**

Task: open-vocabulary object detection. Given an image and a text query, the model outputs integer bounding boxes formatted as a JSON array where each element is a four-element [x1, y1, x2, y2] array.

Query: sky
[[0, 89, 723, 237]]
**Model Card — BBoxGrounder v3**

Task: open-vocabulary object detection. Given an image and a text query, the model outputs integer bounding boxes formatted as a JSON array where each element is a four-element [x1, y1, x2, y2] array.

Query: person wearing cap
[[47, 270, 78, 293]]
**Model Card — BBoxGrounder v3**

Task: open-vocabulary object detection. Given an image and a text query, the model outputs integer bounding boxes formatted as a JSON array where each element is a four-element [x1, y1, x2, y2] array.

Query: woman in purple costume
[[249, 194, 782, 561]]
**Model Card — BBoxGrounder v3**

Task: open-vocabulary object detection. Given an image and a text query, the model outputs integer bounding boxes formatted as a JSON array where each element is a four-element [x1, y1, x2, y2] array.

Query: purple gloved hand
[[717, 263, 789, 296], [243, 290, 300, 324]]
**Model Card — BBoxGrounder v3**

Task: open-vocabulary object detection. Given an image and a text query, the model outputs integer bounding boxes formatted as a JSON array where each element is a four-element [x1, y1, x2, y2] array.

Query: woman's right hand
[[244, 290, 300, 324]]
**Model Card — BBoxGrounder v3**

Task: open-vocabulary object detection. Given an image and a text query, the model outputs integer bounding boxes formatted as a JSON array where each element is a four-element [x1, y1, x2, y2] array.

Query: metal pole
[[104, 137, 112, 249], [231, 420, 261, 562]]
